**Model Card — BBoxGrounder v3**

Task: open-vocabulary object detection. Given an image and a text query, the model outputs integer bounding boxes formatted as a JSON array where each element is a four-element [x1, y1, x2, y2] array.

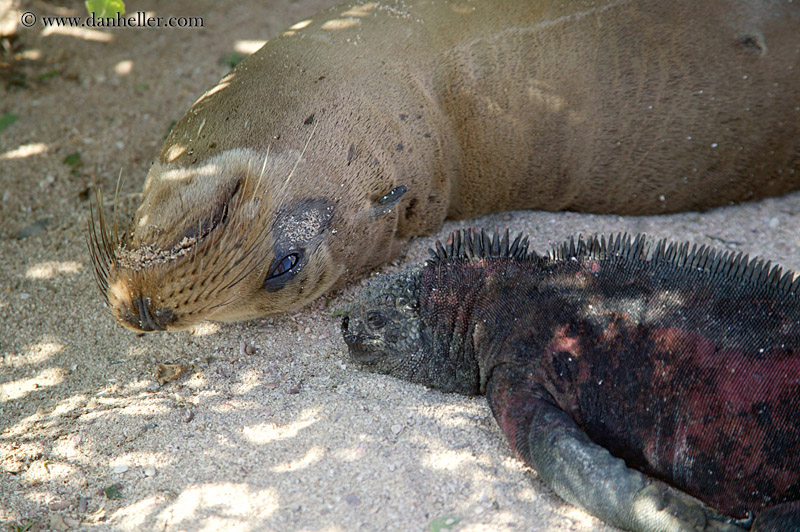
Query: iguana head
[[340, 266, 431, 378], [341, 261, 480, 394], [341, 229, 531, 395]]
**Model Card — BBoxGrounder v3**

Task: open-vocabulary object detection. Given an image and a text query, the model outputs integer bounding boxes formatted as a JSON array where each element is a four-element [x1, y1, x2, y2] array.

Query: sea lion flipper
[[371, 185, 407, 221]]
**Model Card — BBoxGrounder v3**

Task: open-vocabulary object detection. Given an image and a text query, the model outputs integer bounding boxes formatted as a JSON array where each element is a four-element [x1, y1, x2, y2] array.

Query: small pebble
[[390, 424, 403, 435], [344, 493, 361, 506], [245, 344, 255, 355], [49, 500, 70, 511], [144, 466, 156, 477], [16, 218, 50, 239], [112, 464, 129, 474], [769, 217, 780, 228], [49, 514, 70, 531], [78, 497, 89, 513]]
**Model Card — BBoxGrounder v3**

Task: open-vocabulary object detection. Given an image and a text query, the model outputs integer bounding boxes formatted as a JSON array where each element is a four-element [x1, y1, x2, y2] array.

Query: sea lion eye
[[367, 311, 385, 329], [269, 253, 298, 279], [262, 250, 305, 291]]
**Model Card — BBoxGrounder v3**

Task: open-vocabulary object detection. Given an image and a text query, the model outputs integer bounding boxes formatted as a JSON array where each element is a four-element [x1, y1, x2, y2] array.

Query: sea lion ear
[[371, 185, 407, 220]]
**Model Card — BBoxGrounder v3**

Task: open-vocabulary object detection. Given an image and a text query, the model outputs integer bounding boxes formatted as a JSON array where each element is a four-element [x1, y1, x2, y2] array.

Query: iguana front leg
[[486, 365, 745, 532]]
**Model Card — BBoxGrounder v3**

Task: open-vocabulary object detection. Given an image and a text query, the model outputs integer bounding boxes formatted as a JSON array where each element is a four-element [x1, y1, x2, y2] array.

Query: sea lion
[[89, 0, 800, 332]]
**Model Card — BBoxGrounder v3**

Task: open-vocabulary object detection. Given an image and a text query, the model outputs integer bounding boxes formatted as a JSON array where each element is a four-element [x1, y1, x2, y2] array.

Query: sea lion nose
[[125, 296, 174, 332]]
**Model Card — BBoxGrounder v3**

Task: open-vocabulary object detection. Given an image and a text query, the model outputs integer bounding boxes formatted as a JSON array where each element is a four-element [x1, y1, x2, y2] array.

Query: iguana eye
[[367, 311, 385, 329], [268, 253, 298, 279]]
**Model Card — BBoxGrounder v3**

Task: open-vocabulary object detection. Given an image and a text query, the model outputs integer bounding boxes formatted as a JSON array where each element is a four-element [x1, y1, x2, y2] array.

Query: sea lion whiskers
[[186, 159, 255, 290], [279, 121, 317, 198], [184, 168, 284, 298], [199, 215, 269, 298], [257, 144, 271, 195], [111, 170, 123, 250], [87, 196, 111, 302], [177, 198, 278, 321], [248, 144, 275, 213], [87, 178, 124, 305], [199, 238, 273, 314], [185, 153, 272, 287], [195, 151, 314, 313], [109, 172, 247, 328]]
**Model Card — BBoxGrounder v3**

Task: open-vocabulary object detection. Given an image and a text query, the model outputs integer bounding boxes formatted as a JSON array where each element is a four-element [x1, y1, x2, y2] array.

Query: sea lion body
[[94, 0, 800, 331]]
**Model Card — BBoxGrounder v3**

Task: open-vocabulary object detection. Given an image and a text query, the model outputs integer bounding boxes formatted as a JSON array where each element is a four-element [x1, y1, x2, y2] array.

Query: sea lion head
[[89, 148, 340, 332]]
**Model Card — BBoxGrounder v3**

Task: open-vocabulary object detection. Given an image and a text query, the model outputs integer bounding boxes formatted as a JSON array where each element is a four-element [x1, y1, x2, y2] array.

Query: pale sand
[[2, 1, 799, 530]]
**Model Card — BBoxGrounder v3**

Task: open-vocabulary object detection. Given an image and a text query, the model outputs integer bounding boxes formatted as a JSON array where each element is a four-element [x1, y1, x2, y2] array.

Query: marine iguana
[[340, 230, 800, 532]]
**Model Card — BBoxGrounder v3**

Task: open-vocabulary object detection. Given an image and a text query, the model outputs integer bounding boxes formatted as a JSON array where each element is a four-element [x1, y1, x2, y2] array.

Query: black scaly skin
[[341, 230, 800, 532]]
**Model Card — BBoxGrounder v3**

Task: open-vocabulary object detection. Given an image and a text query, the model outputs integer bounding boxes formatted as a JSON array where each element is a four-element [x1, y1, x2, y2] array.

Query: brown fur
[[90, 0, 800, 331]]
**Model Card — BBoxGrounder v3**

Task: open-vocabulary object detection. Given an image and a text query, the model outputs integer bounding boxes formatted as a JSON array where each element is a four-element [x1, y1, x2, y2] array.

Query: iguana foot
[[632, 482, 746, 532]]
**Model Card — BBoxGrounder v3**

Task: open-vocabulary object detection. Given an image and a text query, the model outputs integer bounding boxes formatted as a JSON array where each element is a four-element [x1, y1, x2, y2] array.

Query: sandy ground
[[1, 1, 799, 531]]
